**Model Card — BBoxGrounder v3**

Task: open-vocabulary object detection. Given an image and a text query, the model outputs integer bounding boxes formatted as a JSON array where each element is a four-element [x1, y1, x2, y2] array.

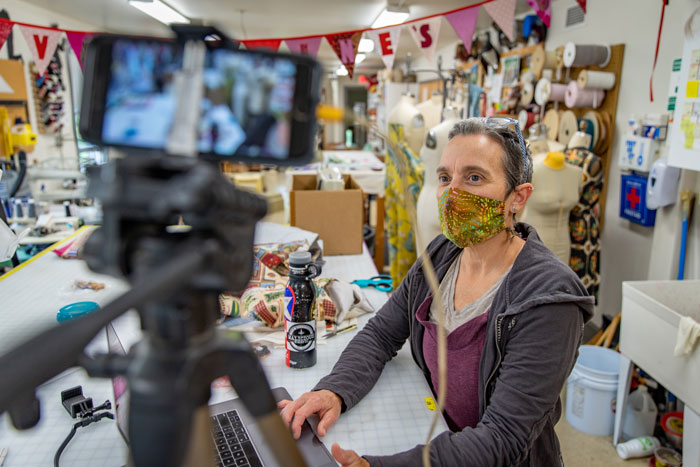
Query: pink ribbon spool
[[549, 83, 567, 102], [565, 81, 605, 108]]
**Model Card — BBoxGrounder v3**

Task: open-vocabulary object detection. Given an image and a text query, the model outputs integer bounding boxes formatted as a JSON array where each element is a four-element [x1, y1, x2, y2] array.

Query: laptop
[[106, 323, 336, 467]]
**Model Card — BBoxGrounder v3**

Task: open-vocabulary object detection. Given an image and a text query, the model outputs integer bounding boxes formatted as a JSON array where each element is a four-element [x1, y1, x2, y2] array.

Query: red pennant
[[444, 7, 480, 54], [0, 21, 13, 51], [526, 0, 551, 27], [576, 0, 587, 13], [66, 31, 94, 70], [325, 31, 362, 78], [241, 39, 282, 51], [285, 36, 323, 58], [19, 25, 63, 74]]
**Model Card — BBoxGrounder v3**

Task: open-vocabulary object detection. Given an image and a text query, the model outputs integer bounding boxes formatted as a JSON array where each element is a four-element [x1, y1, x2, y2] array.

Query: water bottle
[[622, 385, 658, 439], [616, 436, 660, 459], [284, 251, 321, 369]]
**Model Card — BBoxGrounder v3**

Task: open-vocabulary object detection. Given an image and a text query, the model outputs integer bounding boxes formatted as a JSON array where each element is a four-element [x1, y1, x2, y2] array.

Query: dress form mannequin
[[416, 93, 443, 132], [520, 152, 583, 264], [527, 122, 564, 158], [416, 107, 460, 253], [388, 93, 426, 155]]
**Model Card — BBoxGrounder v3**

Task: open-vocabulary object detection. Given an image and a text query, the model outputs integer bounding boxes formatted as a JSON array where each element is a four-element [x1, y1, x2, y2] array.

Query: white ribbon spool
[[577, 70, 616, 90], [521, 81, 535, 106]]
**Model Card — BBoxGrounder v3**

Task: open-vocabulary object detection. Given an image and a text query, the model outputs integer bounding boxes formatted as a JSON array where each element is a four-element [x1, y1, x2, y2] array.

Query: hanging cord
[[54, 411, 115, 467], [650, 0, 669, 102]]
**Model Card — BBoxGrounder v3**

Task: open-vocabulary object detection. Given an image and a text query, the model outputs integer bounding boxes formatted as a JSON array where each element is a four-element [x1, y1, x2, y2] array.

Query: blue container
[[620, 174, 656, 226]]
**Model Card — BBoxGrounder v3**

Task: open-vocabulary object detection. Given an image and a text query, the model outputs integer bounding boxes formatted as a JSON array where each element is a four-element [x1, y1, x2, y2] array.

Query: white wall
[[0, 0, 99, 170]]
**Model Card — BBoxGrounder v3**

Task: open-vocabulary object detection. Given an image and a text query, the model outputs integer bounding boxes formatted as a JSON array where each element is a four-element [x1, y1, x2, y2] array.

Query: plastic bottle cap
[[289, 251, 312, 266]]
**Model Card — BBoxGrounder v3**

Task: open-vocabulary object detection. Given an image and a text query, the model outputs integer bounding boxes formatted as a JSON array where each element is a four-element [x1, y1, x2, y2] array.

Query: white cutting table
[[0, 228, 445, 466]]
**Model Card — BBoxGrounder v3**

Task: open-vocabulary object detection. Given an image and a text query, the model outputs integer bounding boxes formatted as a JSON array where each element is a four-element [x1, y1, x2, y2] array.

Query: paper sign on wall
[[285, 36, 322, 58], [483, 0, 517, 41], [365, 25, 402, 70], [19, 25, 63, 74], [444, 7, 480, 54], [326, 32, 362, 78], [669, 34, 700, 171], [407, 17, 442, 64]]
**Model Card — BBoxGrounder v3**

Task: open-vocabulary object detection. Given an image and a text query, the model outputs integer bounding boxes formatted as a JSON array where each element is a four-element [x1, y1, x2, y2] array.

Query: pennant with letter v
[[19, 25, 63, 74]]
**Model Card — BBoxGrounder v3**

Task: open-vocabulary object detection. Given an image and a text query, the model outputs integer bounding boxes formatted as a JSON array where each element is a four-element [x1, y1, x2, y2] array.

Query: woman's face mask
[[438, 186, 507, 248]]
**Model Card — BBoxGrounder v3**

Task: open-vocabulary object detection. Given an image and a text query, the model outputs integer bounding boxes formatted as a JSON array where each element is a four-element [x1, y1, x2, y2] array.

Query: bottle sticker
[[286, 321, 316, 352], [284, 285, 295, 321]]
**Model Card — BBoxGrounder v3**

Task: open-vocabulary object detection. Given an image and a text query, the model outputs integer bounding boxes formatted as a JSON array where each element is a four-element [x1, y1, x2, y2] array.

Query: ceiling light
[[335, 65, 349, 76], [128, 0, 190, 25], [358, 38, 375, 53], [355, 53, 366, 64], [371, 4, 410, 29]]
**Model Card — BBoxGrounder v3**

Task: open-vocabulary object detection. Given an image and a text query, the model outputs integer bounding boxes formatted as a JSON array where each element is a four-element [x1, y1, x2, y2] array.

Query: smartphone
[[79, 35, 321, 165]]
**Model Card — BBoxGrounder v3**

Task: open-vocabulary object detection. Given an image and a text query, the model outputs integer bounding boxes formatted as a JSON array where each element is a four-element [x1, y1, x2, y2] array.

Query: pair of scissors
[[352, 274, 393, 293]]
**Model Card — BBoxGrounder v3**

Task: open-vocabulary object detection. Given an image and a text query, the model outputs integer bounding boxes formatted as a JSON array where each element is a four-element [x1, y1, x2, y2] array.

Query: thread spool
[[521, 81, 535, 106], [583, 110, 601, 150], [558, 110, 578, 146], [577, 118, 596, 148], [577, 70, 616, 90], [565, 80, 605, 108], [532, 47, 558, 77], [555, 45, 566, 68], [518, 109, 536, 130], [543, 109, 561, 140], [563, 43, 611, 68], [535, 79, 567, 105]]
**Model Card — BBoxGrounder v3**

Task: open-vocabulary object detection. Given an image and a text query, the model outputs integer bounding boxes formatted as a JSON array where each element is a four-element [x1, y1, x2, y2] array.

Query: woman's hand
[[331, 443, 369, 467], [278, 389, 342, 439]]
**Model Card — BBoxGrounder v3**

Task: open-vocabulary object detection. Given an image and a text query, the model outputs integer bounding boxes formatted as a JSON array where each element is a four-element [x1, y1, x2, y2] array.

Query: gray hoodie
[[314, 223, 594, 466]]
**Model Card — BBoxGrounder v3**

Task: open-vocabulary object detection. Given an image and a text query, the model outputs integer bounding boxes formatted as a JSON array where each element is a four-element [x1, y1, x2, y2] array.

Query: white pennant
[[19, 25, 63, 74], [406, 17, 442, 64], [365, 25, 402, 70]]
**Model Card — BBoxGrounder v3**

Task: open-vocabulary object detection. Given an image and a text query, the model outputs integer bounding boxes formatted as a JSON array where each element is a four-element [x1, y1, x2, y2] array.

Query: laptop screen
[[106, 322, 130, 443]]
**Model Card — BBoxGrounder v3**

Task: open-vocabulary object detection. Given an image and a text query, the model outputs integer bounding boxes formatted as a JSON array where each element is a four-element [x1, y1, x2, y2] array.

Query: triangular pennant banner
[[325, 31, 362, 78], [576, 0, 587, 13], [241, 39, 282, 51], [364, 25, 402, 70], [0, 21, 13, 52], [483, 0, 517, 41], [19, 25, 63, 74], [444, 7, 480, 54], [526, 0, 551, 27], [407, 17, 442, 64], [66, 31, 94, 70], [285, 36, 323, 58]]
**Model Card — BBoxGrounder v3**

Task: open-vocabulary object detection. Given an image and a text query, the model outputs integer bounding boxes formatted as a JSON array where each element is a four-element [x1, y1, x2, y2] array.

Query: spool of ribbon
[[577, 118, 596, 145], [563, 43, 611, 68], [543, 109, 561, 141], [532, 47, 558, 77], [558, 110, 578, 146], [518, 109, 536, 130], [565, 80, 605, 108], [520, 81, 535, 106], [577, 70, 616, 90], [535, 78, 567, 105]]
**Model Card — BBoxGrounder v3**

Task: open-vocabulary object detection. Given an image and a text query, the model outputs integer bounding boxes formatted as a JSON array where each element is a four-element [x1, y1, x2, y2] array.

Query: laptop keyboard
[[211, 410, 263, 467]]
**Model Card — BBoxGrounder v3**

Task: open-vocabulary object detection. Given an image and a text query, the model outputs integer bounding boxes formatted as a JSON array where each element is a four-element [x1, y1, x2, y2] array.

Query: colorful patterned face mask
[[438, 187, 507, 248]]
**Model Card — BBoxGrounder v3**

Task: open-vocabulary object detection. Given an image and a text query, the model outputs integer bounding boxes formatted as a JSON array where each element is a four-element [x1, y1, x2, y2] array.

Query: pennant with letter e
[[241, 39, 282, 51], [364, 25, 402, 70], [285, 36, 322, 58], [66, 31, 94, 70], [325, 31, 362, 78], [0, 21, 13, 52], [526, 0, 551, 27], [444, 7, 480, 54], [19, 25, 63, 74], [407, 17, 441, 64], [483, 0, 517, 41]]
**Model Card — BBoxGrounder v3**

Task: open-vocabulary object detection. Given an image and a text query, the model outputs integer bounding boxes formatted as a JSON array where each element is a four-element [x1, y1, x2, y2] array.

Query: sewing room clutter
[[1, 1, 700, 467]]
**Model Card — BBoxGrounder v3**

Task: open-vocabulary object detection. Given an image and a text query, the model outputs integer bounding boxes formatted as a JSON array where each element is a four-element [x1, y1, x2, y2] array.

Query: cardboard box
[[289, 174, 363, 255]]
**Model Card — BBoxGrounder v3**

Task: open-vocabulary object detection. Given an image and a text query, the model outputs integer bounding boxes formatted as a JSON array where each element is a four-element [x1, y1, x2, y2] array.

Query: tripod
[[0, 155, 306, 466]]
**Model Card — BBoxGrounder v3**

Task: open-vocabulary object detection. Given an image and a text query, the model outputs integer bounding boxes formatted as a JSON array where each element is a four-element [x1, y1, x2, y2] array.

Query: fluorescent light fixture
[[128, 0, 190, 25], [371, 4, 410, 29], [355, 53, 366, 64], [358, 38, 375, 53], [335, 65, 349, 76]]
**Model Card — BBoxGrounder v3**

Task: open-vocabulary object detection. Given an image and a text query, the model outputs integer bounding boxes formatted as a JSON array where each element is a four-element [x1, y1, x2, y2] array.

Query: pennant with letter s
[[325, 31, 362, 78], [285, 36, 323, 58], [364, 25, 402, 70], [526, 0, 551, 27], [483, 0, 518, 41], [407, 17, 441, 64], [19, 25, 63, 74], [444, 7, 480, 54]]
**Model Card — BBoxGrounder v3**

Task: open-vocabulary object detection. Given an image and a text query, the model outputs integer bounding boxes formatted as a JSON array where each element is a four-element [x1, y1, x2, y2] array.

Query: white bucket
[[565, 345, 620, 436]]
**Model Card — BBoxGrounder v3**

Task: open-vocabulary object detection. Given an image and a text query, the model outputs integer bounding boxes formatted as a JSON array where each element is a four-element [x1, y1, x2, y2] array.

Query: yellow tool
[[0, 107, 37, 159]]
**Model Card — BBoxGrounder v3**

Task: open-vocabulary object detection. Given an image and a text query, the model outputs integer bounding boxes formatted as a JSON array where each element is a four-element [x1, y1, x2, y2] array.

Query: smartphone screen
[[98, 38, 309, 161]]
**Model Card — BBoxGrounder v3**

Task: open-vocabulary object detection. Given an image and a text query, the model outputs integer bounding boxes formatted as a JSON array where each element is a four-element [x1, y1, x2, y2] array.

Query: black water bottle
[[284, 251, 321, 369]]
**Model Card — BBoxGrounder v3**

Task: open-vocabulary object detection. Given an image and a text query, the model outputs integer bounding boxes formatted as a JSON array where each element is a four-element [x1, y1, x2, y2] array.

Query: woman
[[279, 118, 594, 466]]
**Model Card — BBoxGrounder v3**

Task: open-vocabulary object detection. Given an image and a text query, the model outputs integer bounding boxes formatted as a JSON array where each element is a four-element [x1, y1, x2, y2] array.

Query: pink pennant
[[364, 25, 402, 70], [406, 17, 442, 64], [285, 36, 322, 58], [444, 7, 480, 54], [526, 0, 551, 27], [325, 32, 362, 79], [66, 31, 94, 70], [483, 0, 517, 41], [0, 21, 13, 52], [241, 39, 282, 51], [19, 25, 63, 74]]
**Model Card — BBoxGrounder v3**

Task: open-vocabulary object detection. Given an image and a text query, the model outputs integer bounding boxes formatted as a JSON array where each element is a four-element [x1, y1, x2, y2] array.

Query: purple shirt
[[416, 295, 488, 431]]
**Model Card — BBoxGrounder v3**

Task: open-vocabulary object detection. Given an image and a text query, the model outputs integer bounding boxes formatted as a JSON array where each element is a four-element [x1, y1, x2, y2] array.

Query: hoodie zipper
[[484, 315, 505, 396]]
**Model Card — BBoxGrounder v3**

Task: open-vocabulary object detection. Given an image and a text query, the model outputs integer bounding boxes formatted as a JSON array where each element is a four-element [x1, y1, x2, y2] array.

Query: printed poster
[[669, 30, 700, 171]]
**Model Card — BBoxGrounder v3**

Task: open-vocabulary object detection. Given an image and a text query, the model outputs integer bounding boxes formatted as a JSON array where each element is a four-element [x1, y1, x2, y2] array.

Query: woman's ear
[[510, 183, 533, 213]]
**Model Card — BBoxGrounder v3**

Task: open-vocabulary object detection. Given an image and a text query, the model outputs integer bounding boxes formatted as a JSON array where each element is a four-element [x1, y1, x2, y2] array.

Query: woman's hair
[[447, 118, 533, 194]]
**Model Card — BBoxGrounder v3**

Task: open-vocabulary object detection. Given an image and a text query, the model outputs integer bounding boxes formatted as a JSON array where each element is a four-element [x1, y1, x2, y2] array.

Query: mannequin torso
[[388, 94, 426, 155], [416, 94, 443, 132], [520, 152, 582, 264]]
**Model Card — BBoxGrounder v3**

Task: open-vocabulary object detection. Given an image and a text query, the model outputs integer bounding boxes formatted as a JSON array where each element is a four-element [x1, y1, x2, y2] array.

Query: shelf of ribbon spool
[[528, 43, 625, 230]]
